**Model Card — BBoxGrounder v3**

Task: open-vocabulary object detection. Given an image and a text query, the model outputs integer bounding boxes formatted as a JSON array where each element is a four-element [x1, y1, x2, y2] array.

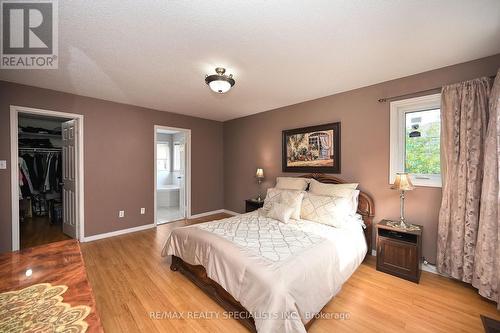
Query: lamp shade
[[256, 168, 264, 179], [391, 173, 414, 191], [208, 80, 232, 94]]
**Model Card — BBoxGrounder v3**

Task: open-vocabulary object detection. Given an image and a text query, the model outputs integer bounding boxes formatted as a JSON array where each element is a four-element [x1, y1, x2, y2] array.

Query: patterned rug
[[0, 283, 91, 333]]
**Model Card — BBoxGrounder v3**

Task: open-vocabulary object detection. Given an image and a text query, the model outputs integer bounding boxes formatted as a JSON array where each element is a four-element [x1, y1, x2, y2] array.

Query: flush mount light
[[205, 67, 235, 94]]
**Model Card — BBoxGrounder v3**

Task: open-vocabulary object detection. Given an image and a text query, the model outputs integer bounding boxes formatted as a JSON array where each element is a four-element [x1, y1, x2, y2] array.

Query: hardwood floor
[[0, 240, 103, 332], [20, 216, 71, 249], [80, 214, 499, 333]]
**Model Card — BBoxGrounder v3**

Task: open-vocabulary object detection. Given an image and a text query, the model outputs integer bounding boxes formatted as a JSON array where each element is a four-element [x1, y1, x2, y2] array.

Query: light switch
[[118, 210, 125, 218], [0, 160, 6, 169]]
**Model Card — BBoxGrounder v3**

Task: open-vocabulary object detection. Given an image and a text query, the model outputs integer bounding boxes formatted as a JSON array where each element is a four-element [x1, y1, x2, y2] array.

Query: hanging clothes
[[21, 154, 39, 189], [19, 157, 34, 194]]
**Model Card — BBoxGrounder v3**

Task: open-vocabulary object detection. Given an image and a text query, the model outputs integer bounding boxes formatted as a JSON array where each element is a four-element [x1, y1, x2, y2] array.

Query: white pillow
[[267, 202, 294, 223], [308, 179, 359, 214], [263, 188, 304, 220], [275, 177, 309, 191], [300, 193, 353, 227]]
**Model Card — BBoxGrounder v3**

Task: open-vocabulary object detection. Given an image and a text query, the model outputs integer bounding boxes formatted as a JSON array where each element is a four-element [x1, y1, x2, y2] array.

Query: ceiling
[[1, 0, 499, 121]]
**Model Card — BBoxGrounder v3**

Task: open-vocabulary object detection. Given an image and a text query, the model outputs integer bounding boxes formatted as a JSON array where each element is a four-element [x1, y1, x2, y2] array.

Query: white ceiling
[[1, 0, 499, 121]]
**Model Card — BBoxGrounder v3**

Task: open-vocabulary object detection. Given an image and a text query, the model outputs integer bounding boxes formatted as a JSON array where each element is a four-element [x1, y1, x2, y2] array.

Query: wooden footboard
[[170, 255, 257, 332], [170, 255, 316, 332]]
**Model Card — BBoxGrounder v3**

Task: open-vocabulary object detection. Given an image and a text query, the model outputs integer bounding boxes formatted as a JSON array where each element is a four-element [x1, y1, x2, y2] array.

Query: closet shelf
[[19, 132, 61, 139]]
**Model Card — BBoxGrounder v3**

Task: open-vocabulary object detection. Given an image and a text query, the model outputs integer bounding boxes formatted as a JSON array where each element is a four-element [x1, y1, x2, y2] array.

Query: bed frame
[[170, 173, 375, 332]]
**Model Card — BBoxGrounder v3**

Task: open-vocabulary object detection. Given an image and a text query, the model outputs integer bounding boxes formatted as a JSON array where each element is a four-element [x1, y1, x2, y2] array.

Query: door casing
[[10, 105, 84, 251], [154, 125, 192, 226]]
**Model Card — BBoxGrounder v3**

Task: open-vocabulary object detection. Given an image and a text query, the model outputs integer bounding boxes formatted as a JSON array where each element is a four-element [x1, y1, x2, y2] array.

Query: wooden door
[[62, 120, 77, 238]]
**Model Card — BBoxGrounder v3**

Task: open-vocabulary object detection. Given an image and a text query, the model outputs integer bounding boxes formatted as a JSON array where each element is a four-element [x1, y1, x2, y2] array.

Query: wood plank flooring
[[20, 216, 71, 249], [80, 214, 499, 333], [0, 240, 103, 332]]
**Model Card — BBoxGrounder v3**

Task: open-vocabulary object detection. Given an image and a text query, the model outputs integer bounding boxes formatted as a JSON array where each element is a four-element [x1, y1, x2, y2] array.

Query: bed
[[162, 174, 375, 333]]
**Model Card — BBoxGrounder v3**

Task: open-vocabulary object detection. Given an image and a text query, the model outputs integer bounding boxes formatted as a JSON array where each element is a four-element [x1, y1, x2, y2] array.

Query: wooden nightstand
[[376, 220, 423, 283], [245, 199, 264, 213]]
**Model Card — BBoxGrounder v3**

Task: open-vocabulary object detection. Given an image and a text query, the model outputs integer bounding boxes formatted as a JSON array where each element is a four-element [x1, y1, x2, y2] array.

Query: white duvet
[[162, 210, 367, 333]]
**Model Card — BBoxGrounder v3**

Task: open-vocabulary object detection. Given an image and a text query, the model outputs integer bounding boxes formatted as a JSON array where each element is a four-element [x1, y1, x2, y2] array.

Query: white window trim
[[156, 142, 170, 171], [389, 93, 442, 188]]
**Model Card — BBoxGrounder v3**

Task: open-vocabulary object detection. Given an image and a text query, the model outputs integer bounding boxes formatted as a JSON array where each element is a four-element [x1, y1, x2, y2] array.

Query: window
[[389, 93, 441, 187], [173, 142, 182, 171], [157, 142, 170, 171]]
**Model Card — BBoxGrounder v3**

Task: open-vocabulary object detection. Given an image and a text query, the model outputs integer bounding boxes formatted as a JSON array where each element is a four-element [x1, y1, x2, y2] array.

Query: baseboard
[[222, 209, 239, 216], [82, 223, 155, 242], [82, 210, 239, 242], [370, 249, 438, 275], [421, 263, 438, 274], [189, 209, 239, 219]]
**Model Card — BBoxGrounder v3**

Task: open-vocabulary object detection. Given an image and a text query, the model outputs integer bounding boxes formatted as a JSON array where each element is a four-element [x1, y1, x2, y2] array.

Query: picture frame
[[282, 122, 341, 173]]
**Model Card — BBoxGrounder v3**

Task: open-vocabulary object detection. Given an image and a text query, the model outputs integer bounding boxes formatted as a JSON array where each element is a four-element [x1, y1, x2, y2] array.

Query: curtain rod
[[378, 74, 497, 103]]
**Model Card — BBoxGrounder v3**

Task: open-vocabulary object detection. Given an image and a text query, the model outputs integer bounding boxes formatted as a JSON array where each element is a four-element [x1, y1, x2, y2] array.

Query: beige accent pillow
[[309, 178, 358, 193], [275, 177, 309, 190], [263, 188, 304, 220], [301, 193, 353, 227], [267, 202, 295, 223], [308, 179, 360, 214]]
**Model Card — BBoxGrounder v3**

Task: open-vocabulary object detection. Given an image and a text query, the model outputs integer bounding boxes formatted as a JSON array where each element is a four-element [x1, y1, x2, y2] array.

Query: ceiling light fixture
[[205, 67, 235, 94]]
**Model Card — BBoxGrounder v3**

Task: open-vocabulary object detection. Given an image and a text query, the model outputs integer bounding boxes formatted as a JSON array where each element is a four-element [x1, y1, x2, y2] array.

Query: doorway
[[10, 106, 84, 251], [154, 125, 191, 225]]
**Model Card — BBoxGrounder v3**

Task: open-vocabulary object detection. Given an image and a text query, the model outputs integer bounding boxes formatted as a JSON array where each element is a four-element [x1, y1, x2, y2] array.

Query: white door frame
[[10, 105, 85, 251], [154, 125, 192, 226]]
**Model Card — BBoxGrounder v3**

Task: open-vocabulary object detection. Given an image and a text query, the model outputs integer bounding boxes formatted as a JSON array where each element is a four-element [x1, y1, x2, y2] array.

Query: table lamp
[[255, 168, 264, 201], [390, 173, 415, 229]]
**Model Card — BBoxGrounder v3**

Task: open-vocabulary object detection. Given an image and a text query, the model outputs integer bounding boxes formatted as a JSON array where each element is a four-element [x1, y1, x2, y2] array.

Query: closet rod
[[19, 148, 62, 153], [377, 74, 497, 103]]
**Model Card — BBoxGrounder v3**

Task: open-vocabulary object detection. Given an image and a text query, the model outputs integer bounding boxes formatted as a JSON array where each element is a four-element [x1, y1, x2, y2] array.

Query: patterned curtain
[[473, 70, 500, 308], [437, 77, 491, 282]]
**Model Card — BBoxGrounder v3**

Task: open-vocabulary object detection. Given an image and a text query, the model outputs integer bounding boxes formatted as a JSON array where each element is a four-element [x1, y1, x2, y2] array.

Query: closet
[[18, 114, 71, 249]]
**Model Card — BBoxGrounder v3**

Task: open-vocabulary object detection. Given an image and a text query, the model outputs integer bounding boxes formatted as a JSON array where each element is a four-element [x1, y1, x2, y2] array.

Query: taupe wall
[[223, 54, 500, 263], [0, 81, 224, 253]]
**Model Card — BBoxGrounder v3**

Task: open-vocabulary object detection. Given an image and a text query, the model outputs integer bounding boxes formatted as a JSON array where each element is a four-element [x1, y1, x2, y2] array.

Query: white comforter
[[162, 210, 367, 333]]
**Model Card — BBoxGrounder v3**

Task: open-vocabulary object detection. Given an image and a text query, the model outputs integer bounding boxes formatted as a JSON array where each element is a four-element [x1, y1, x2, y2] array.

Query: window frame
[[157, 142, 170, 171], [173, 142, 181, 171], [389, 93, 442, 188]]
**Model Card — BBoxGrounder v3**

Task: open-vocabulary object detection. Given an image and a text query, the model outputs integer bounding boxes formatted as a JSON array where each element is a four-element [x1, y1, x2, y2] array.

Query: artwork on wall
[[282, 122, 341, 173]]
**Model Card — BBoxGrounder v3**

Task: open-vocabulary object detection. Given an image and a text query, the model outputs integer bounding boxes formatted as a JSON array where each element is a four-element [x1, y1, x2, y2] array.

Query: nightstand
[[245, 199, 264, 213], [376, 220, 423, 283]]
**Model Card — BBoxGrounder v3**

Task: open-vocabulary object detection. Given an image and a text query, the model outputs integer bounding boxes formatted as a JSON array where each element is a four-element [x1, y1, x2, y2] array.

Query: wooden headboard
[[300, 173, 375, 254]]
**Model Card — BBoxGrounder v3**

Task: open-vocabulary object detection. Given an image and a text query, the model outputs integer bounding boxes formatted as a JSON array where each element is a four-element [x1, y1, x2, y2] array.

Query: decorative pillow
[[308, 179, 359, 214], [300, 192, 353, 227], [309, 179, 358, 193], [267, 202, 294, 224], [263, 188, 304, 220], [275, 177, 309, 191]]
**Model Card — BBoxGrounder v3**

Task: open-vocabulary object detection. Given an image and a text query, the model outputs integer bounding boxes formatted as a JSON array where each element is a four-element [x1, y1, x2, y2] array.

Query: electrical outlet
[[0, 160, 6, 169], [140, 208, 145, 215], [118, 210, 125, 218]]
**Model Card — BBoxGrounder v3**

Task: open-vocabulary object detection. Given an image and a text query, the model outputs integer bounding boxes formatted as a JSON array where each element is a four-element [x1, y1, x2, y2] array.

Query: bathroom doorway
[[154, 126, 191, 224]]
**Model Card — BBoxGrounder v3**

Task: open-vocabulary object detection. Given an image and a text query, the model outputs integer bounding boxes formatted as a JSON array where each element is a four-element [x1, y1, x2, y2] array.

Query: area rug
[[0, 283, 91, 333]]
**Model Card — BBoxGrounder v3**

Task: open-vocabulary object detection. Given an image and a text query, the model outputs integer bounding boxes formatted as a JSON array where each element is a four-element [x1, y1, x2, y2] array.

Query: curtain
[[473, 70, 500, 308], [437, 77, 491, 283]]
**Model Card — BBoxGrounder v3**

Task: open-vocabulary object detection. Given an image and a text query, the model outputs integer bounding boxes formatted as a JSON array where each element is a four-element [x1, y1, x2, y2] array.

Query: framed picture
[[282, 122, 341, 173]]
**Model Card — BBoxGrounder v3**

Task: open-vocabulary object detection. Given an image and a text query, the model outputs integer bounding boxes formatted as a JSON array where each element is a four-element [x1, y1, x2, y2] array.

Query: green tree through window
[[405, 109, 441, 175]]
